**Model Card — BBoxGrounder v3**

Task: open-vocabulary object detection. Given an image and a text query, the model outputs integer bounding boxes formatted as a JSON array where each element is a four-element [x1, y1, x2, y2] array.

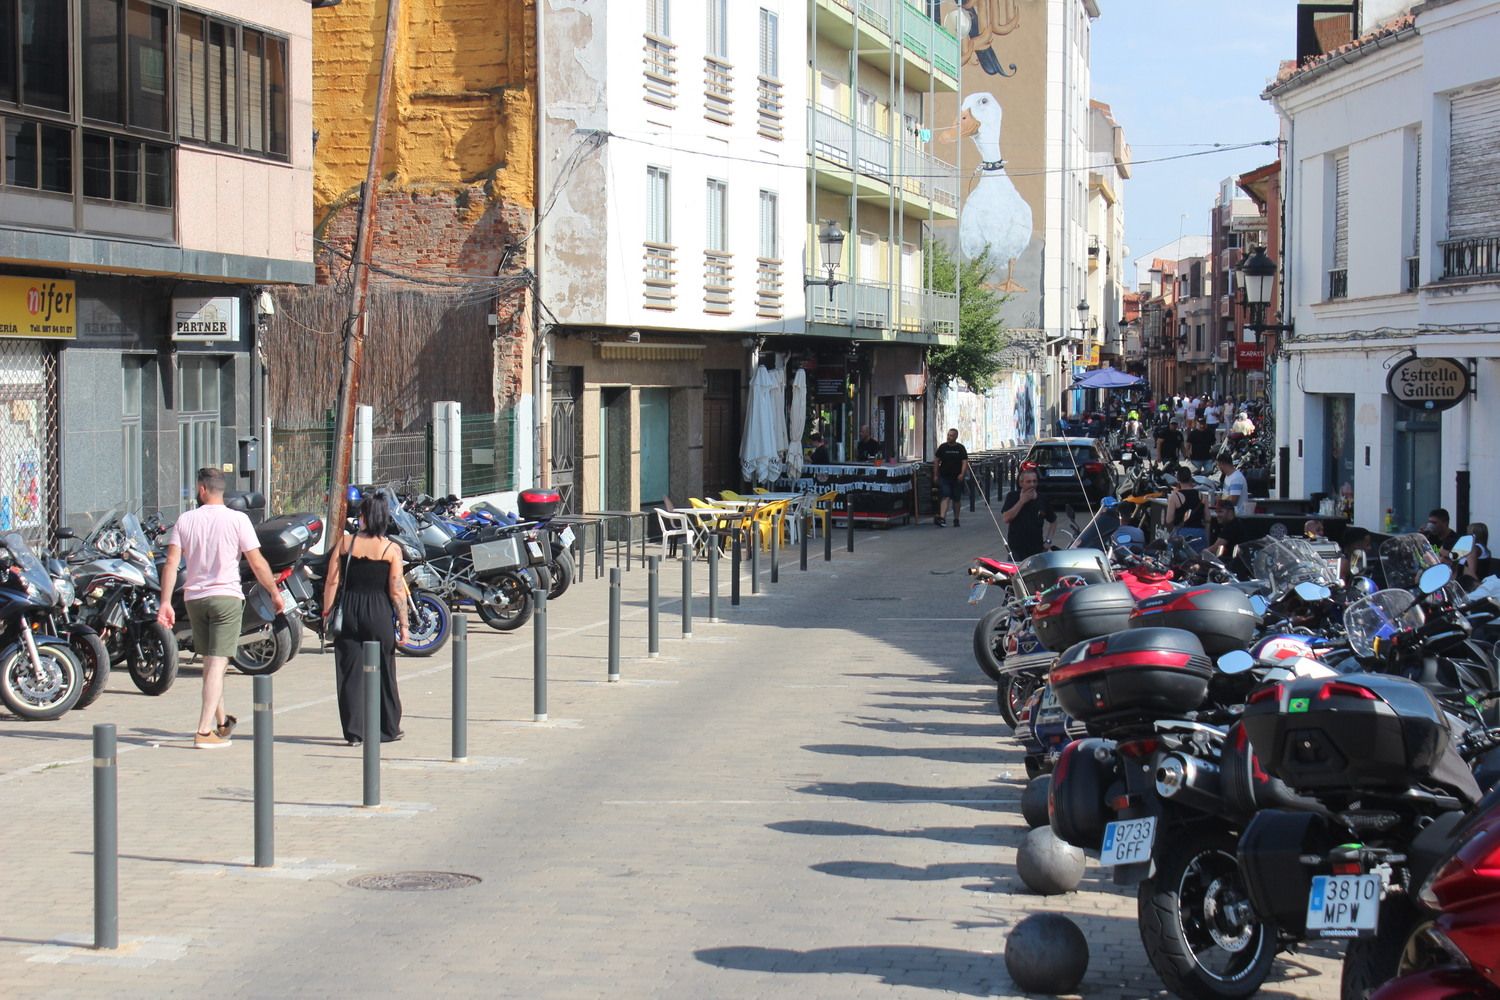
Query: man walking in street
[[158, 468, 285, 748], [933, 428, 969, 527], [1002, 469, 1056, 560]]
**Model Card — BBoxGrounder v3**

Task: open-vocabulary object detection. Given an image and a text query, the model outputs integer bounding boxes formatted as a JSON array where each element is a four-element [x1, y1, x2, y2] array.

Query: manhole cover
[[347, 871, 481, 892]]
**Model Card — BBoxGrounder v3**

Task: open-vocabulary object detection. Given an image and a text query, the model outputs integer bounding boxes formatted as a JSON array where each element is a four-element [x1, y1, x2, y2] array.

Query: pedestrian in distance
[[807, 432, 831, 465], [1217, 453, 1252, 517], [933, 428, 970, 527], [323, 491, 409, 746], [1186, 417, 1217, 474], [1001, 469, 1056, 561], [1166, 466, 1207, 552], [157, 467, 285, 749]]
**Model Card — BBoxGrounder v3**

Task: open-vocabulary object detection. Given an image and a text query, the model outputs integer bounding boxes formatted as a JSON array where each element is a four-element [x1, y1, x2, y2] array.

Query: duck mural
[[957, 92, 1031, 292], [946, 0, 1019, 77]]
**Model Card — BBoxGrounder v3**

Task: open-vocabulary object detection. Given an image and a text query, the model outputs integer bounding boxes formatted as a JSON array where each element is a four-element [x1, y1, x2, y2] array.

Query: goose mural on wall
[[957, 91, 1031, 293]]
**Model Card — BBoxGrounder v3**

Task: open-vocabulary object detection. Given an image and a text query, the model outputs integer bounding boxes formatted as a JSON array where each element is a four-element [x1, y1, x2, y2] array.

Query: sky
[[1091, 0, 1298, 287]]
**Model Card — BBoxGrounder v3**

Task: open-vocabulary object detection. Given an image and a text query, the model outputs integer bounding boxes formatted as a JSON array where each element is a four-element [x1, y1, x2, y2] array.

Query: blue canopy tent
[[1071, 366, 1144, 390]]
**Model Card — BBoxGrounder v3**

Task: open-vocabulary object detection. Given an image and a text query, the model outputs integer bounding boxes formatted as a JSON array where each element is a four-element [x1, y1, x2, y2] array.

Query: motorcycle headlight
[[55, 577, 75, 607]]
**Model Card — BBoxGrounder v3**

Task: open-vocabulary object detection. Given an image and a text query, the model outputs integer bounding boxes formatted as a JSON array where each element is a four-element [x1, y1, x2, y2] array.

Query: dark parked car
[[1021, 437, 1117, 508]]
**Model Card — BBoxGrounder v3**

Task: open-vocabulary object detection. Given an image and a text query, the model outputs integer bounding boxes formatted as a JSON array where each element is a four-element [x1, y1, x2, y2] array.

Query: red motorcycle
[[1373, 787, 1500, 1000]]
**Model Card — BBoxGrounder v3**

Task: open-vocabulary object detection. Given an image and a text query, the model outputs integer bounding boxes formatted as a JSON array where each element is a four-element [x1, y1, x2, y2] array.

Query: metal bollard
[[770, 512, 780, 583], [731, 533, 742, 606], [647, 556, 661, 657], [799, 515, 809, 571], [451, 616, 468, 762], [92, 724, 118, 950], [708, 537, 720, 622], [362, 641, 380, 807], [846, 495, 856, 552], [253, 674, 274, 867], [750, 528, 760, 595], [970, 473, 976, 512], [594, 520, 605, 579], [681, 552, 693, 638], [533, 585, 548, 721], [823, 511, 832, 562], [608, 567, 622, 681]]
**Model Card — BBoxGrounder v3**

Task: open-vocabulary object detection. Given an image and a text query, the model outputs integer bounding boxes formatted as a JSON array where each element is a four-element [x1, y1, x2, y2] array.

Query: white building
[[1086, 100, 1131, 366], [539, 0, 808, 508], [1266, 0, 1500, 533]]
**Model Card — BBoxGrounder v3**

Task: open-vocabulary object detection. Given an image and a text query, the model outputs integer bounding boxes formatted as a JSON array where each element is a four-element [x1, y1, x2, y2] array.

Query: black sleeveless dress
[[333, 541, 402, 743]]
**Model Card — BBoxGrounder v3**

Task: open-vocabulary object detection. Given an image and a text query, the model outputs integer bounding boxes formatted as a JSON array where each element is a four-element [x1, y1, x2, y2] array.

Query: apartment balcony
[[1406, 255, 1421, 291], [703, 56, 733, 126], [805, 274, 958, 343], [703, 251, 733, 314], [808, 107, 958, 219], [756, 77, 784, 141], [643, 34, 677, 109], [756, 259, 784, 318], [643, 243, 677, 310], [1439, 236, 1500, 281], [1327, 268, 1348, 301], [815, 0, 959, 92]]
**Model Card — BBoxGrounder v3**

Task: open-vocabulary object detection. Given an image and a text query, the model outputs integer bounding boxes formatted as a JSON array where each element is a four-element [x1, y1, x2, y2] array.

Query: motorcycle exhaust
[[1155, 753, 1222, 812], [452, 579, 486, 602]]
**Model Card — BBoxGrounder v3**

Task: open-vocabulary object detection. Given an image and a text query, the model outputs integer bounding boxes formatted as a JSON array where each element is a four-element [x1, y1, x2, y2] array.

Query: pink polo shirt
[[168, 504, 260, 601]]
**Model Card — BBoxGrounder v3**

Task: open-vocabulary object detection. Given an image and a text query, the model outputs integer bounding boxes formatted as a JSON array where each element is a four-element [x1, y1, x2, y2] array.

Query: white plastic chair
[[654, 508, 699, 559]]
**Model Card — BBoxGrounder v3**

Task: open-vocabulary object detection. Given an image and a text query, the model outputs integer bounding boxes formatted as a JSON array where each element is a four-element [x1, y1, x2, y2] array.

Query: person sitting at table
[[1304, 518, 1326, 540], [807, 433, 831, 465], [1339, 526, 1373, 586], [856, 425, 883, 461], [1209, 496, 1251, 565]]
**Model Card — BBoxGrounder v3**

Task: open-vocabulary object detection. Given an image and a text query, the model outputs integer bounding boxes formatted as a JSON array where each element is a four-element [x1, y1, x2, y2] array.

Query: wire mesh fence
[[271, 424, 335, 516], [460, 410, 517, 495], [372, 429, 429, 495]]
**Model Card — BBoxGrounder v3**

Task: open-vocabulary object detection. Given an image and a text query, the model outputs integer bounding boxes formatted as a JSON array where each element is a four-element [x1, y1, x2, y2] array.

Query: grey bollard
[[647, 556, 661, 657], [707, 537, 720, 622], [452, 615, 468, 762], [799, 514, 809, 571], [750, 528, 760, 595], [362, 641, 380, 807], [770, 512, 780, 583], [681, 551, 693, 638], [253, 674, 274, 867], [731, 533, 741, 606], [594, 520, 605, 579], [608, 567, 622, 681], [846, 495, 855, 552], [533, 584, 548, 721], [824, 511, 832, 561], [93, 724, 118, 950]]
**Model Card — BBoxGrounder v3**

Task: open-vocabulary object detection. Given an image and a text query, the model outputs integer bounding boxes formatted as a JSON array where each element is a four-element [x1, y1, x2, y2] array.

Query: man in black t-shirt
[[856, 425, 884, 461], [1186, 417, 1217, 473], [1208, 496, 1251, 566], [933, 428, 969, 527], [1002, 469, 1056, 560], [1154, 420, 1184, 467], [807, 433, 831, 465]]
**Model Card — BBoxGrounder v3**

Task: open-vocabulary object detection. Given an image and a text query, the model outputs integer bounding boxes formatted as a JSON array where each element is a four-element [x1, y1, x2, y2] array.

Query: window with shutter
[[647, 167, 670, 244], [707, 0, 727, 58], [1330, 152, 1349, 299], [758, 9, 778, 78], [1413, 128, 1422, 257], [647, 0, 670, 37], [1448, 83, 1500, 239], [706, 179, 727, 252], [758, 191, 777, 260]]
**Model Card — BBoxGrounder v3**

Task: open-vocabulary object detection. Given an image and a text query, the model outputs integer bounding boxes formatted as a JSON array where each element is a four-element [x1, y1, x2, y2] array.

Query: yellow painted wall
[[312, 0, 535, 223]]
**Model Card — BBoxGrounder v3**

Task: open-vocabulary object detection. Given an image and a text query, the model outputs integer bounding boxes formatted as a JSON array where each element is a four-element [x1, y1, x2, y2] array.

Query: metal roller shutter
[[1333, 152, 1349, 270], [1448, 82, 1500, 239]]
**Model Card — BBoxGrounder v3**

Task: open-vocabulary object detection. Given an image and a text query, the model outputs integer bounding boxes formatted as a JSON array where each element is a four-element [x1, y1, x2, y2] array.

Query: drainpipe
[[1456, 358, 1473, 530], [532, 0, 548, 490]]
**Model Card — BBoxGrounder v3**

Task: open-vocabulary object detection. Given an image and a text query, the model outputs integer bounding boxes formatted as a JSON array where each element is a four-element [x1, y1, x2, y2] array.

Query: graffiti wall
[[937, 370, 1041, 450], [933, 0, 1048, 334]]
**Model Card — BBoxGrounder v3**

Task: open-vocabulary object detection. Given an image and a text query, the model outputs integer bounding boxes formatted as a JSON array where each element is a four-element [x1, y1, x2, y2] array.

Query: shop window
[[122, 357, 145, 511], [81, 0, 170, 135]]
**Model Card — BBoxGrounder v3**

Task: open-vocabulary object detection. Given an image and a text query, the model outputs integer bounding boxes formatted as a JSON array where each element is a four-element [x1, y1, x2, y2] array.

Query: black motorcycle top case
[[1239, 673, 1451, 794], [1050, 627, 1213, 729], [1032, 581, 1136, 652], [255, 514, 322, 572], [1128, 584, 1260, 657], [517, 489, 562, 521], [1017, 549, 1111, 592]]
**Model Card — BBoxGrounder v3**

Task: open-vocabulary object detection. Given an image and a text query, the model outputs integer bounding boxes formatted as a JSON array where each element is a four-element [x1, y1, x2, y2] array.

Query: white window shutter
[[1448, 83, 1500, 239], [1333, 152, 1349, 270]]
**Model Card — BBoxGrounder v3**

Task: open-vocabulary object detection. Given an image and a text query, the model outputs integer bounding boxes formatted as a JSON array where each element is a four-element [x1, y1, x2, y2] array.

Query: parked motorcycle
[[38, 534, 109, 709], [0, 531, 85, 721]]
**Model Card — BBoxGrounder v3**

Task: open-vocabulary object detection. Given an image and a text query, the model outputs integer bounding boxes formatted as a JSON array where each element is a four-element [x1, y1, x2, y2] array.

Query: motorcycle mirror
[[54, 526, 76, 540], [1349, 549, 1368, 575], [1451, 534, 1475, 559], [1293, 581, 1332, 603], [1249, 594, 1269, 617], [1419, 563, 1454, 595], [1217, 650, 1255, 675]]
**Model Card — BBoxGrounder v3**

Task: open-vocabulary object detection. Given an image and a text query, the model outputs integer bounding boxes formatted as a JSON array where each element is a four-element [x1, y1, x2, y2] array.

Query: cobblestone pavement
[[0, 516, 1342, 999]]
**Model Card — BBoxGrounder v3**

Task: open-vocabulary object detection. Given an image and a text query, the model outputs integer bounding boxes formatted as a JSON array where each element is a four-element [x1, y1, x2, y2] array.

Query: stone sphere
[[1016, 826, 1085, 895], [1021, 773, 1052, 829], [1005, 912, 1089, 994]]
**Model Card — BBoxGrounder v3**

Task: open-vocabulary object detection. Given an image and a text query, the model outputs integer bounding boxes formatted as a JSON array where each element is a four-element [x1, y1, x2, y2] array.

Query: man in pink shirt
[[157, 468, 284, 749]]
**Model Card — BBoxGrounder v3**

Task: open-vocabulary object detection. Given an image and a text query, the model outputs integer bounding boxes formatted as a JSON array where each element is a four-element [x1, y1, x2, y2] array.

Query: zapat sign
[[1385, 355, 1471, 412]]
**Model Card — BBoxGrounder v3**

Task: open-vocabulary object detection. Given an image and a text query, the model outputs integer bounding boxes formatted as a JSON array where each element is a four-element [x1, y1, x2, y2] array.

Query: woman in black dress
[[322, 493, 409, 745]]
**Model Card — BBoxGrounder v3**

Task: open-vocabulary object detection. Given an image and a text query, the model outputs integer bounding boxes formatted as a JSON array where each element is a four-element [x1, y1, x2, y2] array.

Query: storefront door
[[550, 366, 581, 514], [176, 356, 223, 507], [599, 387, 630, 512], [702, 371, 740, 497], [1394, 410, 1442, 533], [1323, 394, 1355, 496], [0, 341, 58, 543], [639, 388, 671, 507]]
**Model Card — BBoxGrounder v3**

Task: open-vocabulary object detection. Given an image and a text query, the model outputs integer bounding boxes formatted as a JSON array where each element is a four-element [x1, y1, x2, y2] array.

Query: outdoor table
[[549, 513, 605, 579], [584, 509, 652, 571]]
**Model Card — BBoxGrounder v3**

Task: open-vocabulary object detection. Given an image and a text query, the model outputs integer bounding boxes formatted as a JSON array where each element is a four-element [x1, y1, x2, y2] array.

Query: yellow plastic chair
[[811, 489, 838, 538], [752, 487, 769, 495], [750, 499, 790, 550], [720, 490, 747, 502]]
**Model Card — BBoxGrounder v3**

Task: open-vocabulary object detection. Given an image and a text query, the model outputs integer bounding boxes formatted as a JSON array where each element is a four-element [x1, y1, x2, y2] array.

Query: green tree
[[923, 240, 1009, 392]]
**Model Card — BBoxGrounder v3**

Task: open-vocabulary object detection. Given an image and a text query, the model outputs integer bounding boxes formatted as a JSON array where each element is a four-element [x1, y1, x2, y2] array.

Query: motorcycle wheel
[[1340, 898, 1422, 1000], [71, 631, 112, 710], [1138, 828, 1276, 1000], [232, 619, 293, 676], [127, 621, 179, 696], [397, 591, 451, 657], [284, 615, 303, 661], [0, 643, 83, 720], [548, 547, 575, 601], [999, 673, 1039, 730], [971, 606, 1008, 684], [475, 572, 535, 632]]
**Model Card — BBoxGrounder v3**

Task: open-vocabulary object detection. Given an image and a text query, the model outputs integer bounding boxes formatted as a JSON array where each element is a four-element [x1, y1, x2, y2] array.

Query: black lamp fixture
[[804, 219, 846, 300], [1070, 297, 1092, 338], [1240, 245, 1293, 337]]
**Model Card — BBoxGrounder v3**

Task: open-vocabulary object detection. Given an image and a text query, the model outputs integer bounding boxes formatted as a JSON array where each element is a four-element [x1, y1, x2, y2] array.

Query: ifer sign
[[1385, 355, 1472, 412]]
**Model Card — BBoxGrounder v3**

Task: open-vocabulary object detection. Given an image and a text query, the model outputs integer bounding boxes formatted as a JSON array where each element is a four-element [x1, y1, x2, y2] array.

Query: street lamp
[[804, 219, 846, 300], [1240, 245, 1293, 336]]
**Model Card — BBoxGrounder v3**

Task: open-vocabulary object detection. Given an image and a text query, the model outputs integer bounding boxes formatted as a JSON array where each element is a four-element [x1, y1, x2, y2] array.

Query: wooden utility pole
[[326, 0, 401, 542]]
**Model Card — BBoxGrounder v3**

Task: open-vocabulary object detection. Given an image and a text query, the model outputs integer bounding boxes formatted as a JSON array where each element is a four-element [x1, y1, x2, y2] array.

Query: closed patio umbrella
[[740, 363, 786, 483], [785, 368, 808, 478]]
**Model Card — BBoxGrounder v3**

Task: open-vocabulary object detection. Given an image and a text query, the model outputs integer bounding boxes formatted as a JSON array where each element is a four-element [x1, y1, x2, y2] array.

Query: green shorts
[[186, 596, 244, 659]]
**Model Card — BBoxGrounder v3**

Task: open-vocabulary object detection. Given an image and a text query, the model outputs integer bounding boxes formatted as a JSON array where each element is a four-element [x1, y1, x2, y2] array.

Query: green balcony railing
[[899, 2, 959, 79]]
